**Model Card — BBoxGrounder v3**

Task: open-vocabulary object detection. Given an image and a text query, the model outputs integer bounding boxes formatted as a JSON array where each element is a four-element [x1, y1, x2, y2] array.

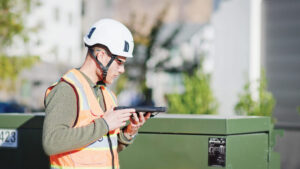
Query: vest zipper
[[107, 133, 115, 169]]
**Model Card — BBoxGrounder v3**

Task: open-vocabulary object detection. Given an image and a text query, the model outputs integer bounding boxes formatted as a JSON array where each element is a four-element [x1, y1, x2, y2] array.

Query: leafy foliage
[[121, 4, 191, 106], [0, 0, 39, 91], [0, 55, 39, 90], [119, 3, 214, 109], [123, 5, 173, 103], [166, 65, 218, 114], [0, 0, 32, 50], [234, 71, 275, 119]]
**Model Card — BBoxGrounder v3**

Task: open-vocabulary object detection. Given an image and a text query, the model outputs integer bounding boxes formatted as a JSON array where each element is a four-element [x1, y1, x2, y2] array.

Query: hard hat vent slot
[[87, 27, 96, 39], [123, 41, 129, 52]]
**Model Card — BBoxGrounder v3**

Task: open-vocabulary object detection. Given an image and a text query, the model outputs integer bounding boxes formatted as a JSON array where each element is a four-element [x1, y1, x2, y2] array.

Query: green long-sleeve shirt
[[42, 70, 133, 156]]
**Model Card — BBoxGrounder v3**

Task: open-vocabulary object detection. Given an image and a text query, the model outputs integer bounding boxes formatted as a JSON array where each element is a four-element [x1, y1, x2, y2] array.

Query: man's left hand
[[124, 112, 151, 140]]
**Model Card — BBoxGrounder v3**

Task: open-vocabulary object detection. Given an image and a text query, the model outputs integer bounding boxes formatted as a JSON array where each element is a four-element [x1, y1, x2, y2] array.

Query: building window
[[33, 80, 41, 87], [106, 0, 112, 7], [68, 48, 72, 59], [52, 46, 58, 61], [68, 12, 73, 25], [81, 0, 85, 16], [54, 7, 60, 22], [36, 39, 41, 46]]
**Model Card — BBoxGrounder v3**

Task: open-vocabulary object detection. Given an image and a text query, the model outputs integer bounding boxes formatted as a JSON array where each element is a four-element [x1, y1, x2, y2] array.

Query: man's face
[[95, 48, 127, 84], [105, 55, 126, 84]]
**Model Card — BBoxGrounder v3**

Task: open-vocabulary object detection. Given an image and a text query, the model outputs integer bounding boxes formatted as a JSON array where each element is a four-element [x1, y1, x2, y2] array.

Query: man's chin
[[104, 79, 113, 84]]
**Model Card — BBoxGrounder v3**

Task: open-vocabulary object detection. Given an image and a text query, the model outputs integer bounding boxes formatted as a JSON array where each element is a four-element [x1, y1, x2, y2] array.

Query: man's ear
[[96, 49, 104, 61]]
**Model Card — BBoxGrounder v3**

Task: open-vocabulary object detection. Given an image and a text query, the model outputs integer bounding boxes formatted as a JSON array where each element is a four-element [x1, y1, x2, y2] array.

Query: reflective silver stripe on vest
[[104, 86, 118, 105], [64, 72, 89, 110], [85, 134, 118, 150]]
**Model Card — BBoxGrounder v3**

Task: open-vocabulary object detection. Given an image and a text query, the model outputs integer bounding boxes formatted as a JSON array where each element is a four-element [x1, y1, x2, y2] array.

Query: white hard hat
[[84, 18, 134, 58]]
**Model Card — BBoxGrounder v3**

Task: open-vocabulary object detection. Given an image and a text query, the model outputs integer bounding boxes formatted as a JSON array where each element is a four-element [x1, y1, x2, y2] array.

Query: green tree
[[0, 0, 39, 91], [120, 4, 185, 105], [166, 64, 218, 114], [235, 70, 275, 120], [0, 55, 39, 90], [119, 3, 212, 109]]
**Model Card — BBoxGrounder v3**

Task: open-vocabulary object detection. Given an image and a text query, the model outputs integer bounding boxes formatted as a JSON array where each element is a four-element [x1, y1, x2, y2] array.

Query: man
[[43, 18, 151, 169]]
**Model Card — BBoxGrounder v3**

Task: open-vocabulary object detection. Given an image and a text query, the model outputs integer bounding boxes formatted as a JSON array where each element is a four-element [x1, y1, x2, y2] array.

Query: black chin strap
[[88, 48, 116, 83]]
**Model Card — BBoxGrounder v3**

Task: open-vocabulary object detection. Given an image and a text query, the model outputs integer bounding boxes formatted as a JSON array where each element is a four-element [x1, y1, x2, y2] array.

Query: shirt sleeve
[[42, 81, 109, 156], [117, 128, 135, 152]]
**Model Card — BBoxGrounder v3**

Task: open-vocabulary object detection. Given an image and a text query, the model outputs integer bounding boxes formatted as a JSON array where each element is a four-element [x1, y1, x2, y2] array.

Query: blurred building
[[81, 0, 213, 106], [145, 23, 214, 106], [19, 62, 66, 111], [2, 0, 82, 110], [26, 0, 83, 66], [210, 0, 262, 116], [263, 1, 300, 169], [211, 0, 300, 169], [81, 0, 211, 31]]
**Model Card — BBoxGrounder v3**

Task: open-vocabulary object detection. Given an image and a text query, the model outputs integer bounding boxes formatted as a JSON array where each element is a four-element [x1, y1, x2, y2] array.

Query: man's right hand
[[102, 108, 135, 131]]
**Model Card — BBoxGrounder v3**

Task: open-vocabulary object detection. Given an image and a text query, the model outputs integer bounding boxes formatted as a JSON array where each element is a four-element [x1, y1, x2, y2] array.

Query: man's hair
[[87, 44, 112, 56]]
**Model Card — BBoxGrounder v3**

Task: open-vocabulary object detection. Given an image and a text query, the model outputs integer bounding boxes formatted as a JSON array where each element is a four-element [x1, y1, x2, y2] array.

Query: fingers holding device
[[114, 106, 167, 139], [114, 106, 166, 117]]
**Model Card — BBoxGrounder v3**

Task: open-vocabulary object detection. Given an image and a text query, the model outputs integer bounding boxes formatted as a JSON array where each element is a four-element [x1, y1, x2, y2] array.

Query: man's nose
[[119, 65, 125, 74]]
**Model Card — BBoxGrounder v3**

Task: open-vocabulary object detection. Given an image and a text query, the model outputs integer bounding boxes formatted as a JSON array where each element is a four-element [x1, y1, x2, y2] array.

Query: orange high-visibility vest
[[45, 69, 120, 169]]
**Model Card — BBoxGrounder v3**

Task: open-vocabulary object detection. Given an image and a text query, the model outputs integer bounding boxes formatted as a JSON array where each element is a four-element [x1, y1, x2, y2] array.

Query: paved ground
[[274, 129, 300, 169]]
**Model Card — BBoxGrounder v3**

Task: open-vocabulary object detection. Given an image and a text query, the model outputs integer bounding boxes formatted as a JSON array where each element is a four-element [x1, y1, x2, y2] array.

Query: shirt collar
[[77, 69, 106, 89]]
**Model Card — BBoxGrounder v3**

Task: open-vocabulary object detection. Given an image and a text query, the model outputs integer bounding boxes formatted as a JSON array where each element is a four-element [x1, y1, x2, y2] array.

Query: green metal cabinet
[[0, 113, 280, 169], [0, 113, 48, 169], [119, 114, 280, 169]]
